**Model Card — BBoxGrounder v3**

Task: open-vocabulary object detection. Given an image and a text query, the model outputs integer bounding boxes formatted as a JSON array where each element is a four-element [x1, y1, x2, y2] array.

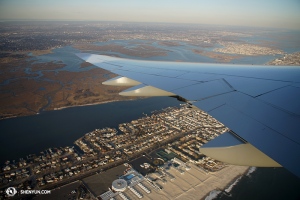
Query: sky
[[0, 0, 300, 30]]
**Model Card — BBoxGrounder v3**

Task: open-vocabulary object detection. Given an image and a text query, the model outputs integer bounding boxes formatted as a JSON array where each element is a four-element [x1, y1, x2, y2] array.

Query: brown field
[[158, 41, 182, 47], [189, 49, 243, 62], [0, 71, 39, 84], [0, 78, 58, 118], [0, 55, 140, 120], [30, 61, 66, 72], [202, 51, 243, 61], [30, 49, 54, 56], [189, 49, 205, 54]]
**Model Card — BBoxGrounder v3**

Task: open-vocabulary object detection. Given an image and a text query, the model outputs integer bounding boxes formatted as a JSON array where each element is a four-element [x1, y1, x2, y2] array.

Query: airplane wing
[[76, 53, 300, 178]]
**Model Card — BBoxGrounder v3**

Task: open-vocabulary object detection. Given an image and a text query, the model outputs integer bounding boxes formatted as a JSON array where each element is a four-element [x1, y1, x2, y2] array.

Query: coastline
[[0, 100, 123, 121], [53, 100, 121, 110], [201, 165, 251, 200]]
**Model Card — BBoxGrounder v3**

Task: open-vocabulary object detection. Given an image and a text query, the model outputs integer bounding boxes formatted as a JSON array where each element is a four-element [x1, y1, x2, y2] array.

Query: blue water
[[27, 46, 89, 72]]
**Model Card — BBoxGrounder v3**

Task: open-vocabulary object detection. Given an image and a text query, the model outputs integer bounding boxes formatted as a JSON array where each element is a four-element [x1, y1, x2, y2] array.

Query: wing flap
[[102, 76, 141, 86], [207, 103, 300, 177], [112, 69, 197, 92], [120, 84, 176, 96]]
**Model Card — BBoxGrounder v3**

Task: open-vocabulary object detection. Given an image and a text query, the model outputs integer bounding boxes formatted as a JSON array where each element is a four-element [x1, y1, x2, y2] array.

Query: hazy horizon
[[0, 0, 300, 30]]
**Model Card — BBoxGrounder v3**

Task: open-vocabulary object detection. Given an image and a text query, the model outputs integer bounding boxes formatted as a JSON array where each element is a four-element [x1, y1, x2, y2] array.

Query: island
[[73, 44, 171, 58], [158, 41, 182, 47], [189, 49, 243, 62]]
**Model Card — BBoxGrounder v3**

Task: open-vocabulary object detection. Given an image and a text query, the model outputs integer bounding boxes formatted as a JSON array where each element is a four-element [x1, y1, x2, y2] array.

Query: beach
[[143, 163, 249, 200]]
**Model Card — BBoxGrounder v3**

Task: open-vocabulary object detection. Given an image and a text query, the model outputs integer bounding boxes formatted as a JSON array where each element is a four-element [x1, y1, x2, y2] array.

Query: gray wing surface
[[76, 53, 300, 178]]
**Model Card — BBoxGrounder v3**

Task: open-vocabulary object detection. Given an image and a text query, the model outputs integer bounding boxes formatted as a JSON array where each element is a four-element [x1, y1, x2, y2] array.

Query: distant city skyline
[[0, 0, 300, 30]]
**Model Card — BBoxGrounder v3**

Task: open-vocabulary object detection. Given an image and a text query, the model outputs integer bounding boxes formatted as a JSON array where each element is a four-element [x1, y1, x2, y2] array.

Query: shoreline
[[0, 100, 123, 121], [201, 165, 251, 200], [206, 166, 257, 200], [53, 100, 121, 110]]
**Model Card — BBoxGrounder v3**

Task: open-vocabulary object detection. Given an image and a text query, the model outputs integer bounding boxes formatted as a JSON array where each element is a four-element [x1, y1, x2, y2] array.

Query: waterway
[[0, 96, 181, 164]]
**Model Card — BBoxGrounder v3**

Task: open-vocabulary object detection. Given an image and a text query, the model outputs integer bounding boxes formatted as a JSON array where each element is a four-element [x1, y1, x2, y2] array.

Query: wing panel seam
[[221, 103, 300, 146]]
